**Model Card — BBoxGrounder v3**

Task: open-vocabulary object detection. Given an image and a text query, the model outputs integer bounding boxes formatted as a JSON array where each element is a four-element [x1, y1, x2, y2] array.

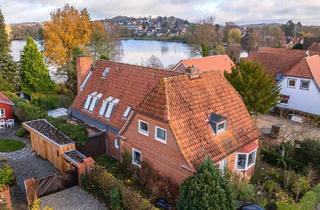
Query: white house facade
[[278, 76, 320, 116]]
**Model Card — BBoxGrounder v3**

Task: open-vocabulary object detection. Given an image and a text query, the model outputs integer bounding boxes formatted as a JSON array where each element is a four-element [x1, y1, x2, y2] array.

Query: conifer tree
[[0, 9, 18, 91], [224, 60, 280, 114], [20, 37, 54, 94], [0, 9, 9, 55], [177, 158, 236, 210]]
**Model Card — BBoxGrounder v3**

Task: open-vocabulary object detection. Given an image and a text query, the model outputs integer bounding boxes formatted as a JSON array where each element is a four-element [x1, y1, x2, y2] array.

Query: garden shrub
[[15, 128, 27, 137], [232, 180, 255, 202], [81, 166, 156, 210], [31, 93, 73, 111], [293, 139, 320, 169], [47, 117, 88, 145], [0, 165, 15, 188]]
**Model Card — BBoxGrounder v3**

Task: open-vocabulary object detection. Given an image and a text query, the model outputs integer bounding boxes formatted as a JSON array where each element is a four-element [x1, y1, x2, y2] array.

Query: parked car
[[155, 198, 173, 210], [238, 202, 265, 210]]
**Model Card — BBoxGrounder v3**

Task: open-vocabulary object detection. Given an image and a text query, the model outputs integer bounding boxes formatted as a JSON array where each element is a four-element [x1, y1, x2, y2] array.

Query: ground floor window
[[0, 109, 5, 118], [236, 149, 257, 170], [280, 94, 290, 105], [132, 148, 142, 167]]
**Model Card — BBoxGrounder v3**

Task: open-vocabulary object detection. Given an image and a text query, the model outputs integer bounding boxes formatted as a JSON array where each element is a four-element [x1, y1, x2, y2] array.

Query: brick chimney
[[186, 66, 200, 79], [76, 56, 93, 92]]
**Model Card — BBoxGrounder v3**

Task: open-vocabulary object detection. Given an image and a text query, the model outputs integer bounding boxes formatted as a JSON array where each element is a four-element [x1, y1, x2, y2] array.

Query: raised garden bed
[[24, 119, 73, 145], [64, 150, 86, 165]]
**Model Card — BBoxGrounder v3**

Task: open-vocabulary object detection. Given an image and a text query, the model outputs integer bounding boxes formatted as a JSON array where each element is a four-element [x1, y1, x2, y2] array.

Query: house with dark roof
[[172, 54, 234, 74], [0, 92, 14, 121], [70, 57, 260, 183], [248, 47, 320, 116]]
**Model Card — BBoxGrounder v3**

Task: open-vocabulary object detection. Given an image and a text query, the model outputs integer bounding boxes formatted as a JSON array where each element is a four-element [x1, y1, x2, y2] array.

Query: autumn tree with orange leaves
[[44, 4, 91, 66]]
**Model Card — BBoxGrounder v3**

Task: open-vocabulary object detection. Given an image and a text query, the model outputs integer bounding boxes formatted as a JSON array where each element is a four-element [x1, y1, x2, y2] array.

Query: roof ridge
[[96, 59, 174, 73]]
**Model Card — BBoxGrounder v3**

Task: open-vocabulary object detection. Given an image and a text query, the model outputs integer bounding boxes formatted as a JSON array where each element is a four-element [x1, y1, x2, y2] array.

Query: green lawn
[[0, 139, 26, 152]]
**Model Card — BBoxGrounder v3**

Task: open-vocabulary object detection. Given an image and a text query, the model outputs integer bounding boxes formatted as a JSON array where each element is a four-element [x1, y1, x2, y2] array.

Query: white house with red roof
[[249, 48, 320, 116], [277, 55, 320, 115]]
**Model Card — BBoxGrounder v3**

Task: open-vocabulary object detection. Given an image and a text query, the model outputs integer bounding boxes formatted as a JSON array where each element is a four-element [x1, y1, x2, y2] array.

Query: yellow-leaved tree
[[44, 4, 92, 66]]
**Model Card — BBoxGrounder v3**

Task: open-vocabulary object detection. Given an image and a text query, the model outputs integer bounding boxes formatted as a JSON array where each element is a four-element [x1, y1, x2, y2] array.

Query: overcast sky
[[1, 0, 320, 25]]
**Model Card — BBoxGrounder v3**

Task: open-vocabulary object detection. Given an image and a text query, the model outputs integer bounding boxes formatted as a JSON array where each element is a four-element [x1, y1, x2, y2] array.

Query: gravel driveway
[[0, 126, 58, 210], [255, 114, 320, 139], [41, 186, 106, 210]]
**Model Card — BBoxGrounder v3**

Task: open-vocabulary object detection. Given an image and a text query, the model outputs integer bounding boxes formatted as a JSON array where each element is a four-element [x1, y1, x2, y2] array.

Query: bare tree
[[146, 55, 163, 68]]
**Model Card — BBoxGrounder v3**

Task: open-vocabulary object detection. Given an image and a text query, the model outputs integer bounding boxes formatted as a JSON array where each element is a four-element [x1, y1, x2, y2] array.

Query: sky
[[1, 0, 320, 25]]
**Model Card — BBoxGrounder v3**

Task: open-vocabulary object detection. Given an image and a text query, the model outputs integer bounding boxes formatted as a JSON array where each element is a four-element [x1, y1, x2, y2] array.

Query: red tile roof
[[176, 55, 234, 74], [287, 55, 320, 87], [71, 60, 180, 129], [0, 92, 14, 105], [136, 72, 260, 166]]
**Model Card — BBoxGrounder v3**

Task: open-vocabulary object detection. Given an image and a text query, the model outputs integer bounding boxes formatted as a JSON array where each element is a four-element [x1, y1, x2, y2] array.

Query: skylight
[[105, 98, 120, 119], [99, 96, 114, 116], [102, 67, 110, 78], [122, 106, 132, 120], [88, 93, 103, 112], [84, 91, 98, 110]]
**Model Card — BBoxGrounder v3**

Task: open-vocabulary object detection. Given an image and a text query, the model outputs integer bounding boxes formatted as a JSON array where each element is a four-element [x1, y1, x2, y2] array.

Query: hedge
[[260, 148, 304, 172], [81, 166, 157, 210]]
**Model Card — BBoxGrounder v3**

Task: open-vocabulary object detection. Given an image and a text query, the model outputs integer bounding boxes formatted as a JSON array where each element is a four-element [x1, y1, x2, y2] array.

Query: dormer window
[[102, 67, 110, 78], [209, 113, 227, 134]]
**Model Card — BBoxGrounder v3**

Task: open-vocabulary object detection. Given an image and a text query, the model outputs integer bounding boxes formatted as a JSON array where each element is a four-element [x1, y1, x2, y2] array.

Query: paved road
[[41, 186, 106, 210], [255, 114, 320, 140]]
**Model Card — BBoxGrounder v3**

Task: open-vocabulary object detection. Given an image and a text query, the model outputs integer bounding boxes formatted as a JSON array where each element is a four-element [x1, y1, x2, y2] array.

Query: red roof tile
[[136, 72, 260, 166], [0, 92, 14, 105], [308, 43, 320, 52], [176, 55, 234, 74], [71, 60, 180, 129]]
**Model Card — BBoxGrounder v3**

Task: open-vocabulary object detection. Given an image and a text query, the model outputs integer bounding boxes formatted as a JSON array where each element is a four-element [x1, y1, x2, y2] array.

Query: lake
[[10, 39, 198, 68]]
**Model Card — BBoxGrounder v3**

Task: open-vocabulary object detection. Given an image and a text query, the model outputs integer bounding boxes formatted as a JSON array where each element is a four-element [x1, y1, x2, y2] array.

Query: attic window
[[102, 67, 110, 78], [209, 113, 227, 134], [122, 106, 132, 120], [84, 91, 98, 110]]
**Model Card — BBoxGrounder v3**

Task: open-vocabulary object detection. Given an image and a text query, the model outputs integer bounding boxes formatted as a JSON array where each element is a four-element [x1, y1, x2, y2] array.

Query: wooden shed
[[23, 119, 76, 172]]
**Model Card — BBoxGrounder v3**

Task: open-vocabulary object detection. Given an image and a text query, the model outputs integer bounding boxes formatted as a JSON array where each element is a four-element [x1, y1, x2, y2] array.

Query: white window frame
[[216, 120, 227, 133], [300, 80, 310, 90], [132, 148, 142, 167], [0, 109, 5, 118], [235, 149, 257, 171], [138, 120, 149, 136], [114, 139, 119, 149], [155, 126, 167, 144], [218, 159, 227, 173], [287, 78, 296, 88]]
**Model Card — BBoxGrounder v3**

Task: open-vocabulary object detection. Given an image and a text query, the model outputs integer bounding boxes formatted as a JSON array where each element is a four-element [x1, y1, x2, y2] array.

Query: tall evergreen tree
[[0, 9, 18, 91], [0, 9, 9, 55], [224, 60, 280, 114], [177, 158, 236, 210], [20, 37, 54, 94]]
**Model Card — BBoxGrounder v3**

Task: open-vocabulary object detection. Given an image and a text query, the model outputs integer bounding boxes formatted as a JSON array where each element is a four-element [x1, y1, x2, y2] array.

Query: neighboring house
[[0, 92, 14, 120], [172, 55, 234, 74], [248, 47, 320, 116], [70, 57, 260, 183]]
